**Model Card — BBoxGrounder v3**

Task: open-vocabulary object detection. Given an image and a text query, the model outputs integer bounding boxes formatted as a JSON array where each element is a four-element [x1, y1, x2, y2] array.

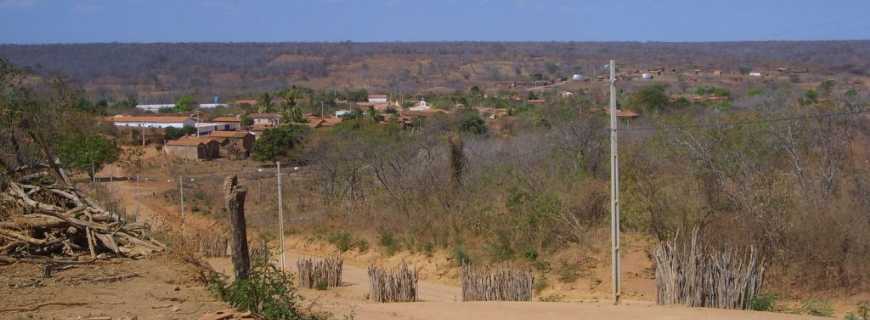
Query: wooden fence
[[197, 235, 229, 257], [654, 229, 765, 310], [297, 256, 343, 289], [368, 262, 418, 303], [460, 265, 534, 302]]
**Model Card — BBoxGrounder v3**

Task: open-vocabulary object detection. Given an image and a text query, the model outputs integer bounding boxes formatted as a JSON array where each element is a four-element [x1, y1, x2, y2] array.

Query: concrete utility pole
[[276, 162, 287, 272], [609, 60, 622, 305]]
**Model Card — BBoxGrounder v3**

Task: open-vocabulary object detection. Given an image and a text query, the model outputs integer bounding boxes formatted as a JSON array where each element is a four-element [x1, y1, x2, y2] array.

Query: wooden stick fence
[[654, 229, 765, 310], [367, 262, 418, 303], [460, 265, 534, 302], [297, 256, 343, 289], [197, 235, 229, 257]]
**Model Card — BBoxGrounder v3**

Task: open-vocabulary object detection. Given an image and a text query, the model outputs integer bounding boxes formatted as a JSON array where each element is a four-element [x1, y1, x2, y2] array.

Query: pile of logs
[[654, 229, 765, 310], [0, 165, 163, 264], [367, 262, 418, 303], [460, 265, 534, 302], [297, 256, 343, 289]]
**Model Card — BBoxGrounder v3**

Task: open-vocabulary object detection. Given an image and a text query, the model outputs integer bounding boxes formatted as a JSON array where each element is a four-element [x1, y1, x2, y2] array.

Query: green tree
[[345, 88, 369, 102], [631, 84, 671, 112], [56, 133, 119, 179], [282, 106, 307, 124], [458, 112, 488, 135], [164, 126, 196, 140], [257, 92, 274, 113], [252, 125, 309, 161], [175, 95, 196, 112]]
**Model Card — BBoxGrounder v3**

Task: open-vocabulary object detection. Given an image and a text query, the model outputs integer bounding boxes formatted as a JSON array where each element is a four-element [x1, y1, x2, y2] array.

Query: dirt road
[[208, 250, 823, 320], [113, 178, 827, 320], [0, 255, 228, 319]]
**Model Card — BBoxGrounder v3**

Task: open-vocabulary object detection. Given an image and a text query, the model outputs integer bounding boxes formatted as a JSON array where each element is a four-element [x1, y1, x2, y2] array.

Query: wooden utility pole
[[609, 60, 622, 305], [224, 175, 250, 280], [178, 176, 185, 224], [276, 162, 287, 272]]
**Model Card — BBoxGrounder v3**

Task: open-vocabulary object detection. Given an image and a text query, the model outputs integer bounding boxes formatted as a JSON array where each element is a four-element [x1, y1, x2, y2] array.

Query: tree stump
[[224, 175, 250, 280]]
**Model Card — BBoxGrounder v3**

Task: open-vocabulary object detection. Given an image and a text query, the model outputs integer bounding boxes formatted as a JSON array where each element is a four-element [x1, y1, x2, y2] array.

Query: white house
[[749, 72, 763, 77], [368, 94, 388, 104], [408, 98, 431, 112], [198, 103, 229, 109], [641, 73, 654, 80], [110, 115, 195, 129], [248, 113, 281, 128], [571, 74, 584, 81], [335, 110, 352, 118], [135, 104, 176, 112]]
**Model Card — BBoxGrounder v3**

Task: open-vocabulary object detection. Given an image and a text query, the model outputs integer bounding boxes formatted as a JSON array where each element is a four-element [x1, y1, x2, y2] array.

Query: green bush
[[252, 125, 309, 161], [484, 231, 515, 262], [209, 262, 315, 320], [327, 231, 354, 253], [452, 245, 471, 266], [458, 112, 488, 135], [750, 293, 778, 312], [802, 299, 834, 317], [353, 238, 370, 253], [325, 231, 368, 253], [377, 230, 401, 256], [164, 126, 196, 140]]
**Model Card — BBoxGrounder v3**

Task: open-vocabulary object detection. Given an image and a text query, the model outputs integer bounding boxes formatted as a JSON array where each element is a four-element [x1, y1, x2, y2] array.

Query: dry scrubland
[[1, 41, 870, 319]]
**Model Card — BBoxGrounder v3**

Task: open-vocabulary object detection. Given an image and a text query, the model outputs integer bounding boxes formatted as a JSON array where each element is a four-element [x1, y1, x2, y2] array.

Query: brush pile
[[460, 265, 534, 302], [368, 262, 418, 303], [297, 256, 343, 289], [654, 228, 765, 310], [0, 165, 164, 264]]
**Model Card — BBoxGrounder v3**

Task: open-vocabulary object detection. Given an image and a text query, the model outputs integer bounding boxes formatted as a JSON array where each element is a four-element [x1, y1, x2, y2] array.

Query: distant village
[[106, 63, 835, 161]]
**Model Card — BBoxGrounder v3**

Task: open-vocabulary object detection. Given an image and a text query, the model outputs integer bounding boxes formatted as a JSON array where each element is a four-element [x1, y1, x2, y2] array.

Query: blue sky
[[1, 0, 868, 43]]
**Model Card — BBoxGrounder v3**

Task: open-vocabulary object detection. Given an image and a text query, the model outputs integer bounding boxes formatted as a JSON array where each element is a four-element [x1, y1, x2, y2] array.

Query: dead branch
[[0, 167, 162, 263]]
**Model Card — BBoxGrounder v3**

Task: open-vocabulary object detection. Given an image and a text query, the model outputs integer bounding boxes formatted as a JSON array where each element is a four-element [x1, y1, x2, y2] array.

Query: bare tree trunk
[[224, 175, 250, 280]]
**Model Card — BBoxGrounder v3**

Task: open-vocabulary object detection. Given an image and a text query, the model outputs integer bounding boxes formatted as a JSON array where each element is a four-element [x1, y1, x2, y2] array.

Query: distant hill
[[0, 41, 868, 101]]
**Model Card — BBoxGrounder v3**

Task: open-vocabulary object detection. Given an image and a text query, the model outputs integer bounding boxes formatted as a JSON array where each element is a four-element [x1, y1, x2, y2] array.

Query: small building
[[335, 110, 352, 118], [560, 91, 575, 98], [408, 99, 431, 111], [248, 113, 281, 128], [749, 72, 763, 77], [194, 123, 230, 136], [110, 115, 195, 129], [164, 136, 221, 160], [571, 74, 584, 81], [135, 104, 176, 112], [209, 131, 255, 159], [198, 103, 229, 109], [368, 94, 388, 104], [211, 115, 242, 130], [641, 73, 654, 80]]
